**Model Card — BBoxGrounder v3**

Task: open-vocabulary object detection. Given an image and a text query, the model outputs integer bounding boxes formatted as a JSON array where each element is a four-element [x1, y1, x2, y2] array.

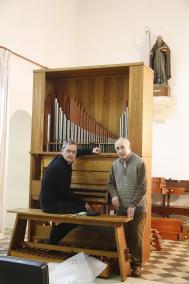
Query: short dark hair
[[61, 140, 77, 150]]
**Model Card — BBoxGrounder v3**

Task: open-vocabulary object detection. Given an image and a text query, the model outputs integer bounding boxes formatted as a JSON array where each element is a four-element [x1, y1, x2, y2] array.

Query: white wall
[[73, 0, 189, 179], [0, 0, 79, 228], [1, 0, 189, 228]]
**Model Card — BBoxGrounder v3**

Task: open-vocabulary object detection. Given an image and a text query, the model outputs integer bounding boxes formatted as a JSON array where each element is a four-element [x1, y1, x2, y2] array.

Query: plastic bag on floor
[[48, 252, 107, 284]]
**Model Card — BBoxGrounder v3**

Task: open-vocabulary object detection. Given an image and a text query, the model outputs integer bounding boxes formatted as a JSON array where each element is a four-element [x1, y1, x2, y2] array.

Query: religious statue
[[150, 36, 171, 85]]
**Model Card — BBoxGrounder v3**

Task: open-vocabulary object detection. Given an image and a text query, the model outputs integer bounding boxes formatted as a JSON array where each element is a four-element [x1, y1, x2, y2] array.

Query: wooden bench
[[151, 216, 189, 241], [152, 177, 189, 217], [8, 208, 132, 282], [151, 177, 189, 241]]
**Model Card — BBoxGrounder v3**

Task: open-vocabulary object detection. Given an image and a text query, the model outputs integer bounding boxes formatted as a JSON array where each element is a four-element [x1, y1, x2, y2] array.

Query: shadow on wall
[[5, 110, 31, 228]]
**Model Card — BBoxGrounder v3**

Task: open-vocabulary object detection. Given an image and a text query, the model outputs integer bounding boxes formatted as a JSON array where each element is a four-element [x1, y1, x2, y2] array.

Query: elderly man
[[108, 138, 147, 277], [40, 140, 99, 244]]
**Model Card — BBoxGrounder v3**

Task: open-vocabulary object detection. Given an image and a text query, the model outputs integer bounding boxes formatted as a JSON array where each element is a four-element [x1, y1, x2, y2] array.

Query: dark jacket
[[40, 149, 92, 212]]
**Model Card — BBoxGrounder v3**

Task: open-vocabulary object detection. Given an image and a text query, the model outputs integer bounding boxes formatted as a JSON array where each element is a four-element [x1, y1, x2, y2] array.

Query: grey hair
[[61, 140, 77, 151]]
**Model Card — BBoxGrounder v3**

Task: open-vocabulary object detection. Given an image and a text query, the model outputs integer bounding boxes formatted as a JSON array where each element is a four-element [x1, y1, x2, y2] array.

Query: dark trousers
[[49, 223, 77, 244], [124, 212, 146, 267], [43, 201, 86, 244]]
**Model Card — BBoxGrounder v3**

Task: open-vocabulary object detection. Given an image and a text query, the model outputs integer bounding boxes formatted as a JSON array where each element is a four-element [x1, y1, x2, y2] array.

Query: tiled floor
[[1, 230, 189, 284], [141, 240, 189, 283]]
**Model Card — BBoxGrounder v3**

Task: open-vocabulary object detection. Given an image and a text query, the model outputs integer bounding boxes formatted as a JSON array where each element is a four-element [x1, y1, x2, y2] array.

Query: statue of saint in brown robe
[[150, 36, 171, 84]]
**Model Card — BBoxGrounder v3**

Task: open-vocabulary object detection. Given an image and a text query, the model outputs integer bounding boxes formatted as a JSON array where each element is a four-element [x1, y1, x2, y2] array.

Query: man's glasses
[[66, 149, 77, 155]]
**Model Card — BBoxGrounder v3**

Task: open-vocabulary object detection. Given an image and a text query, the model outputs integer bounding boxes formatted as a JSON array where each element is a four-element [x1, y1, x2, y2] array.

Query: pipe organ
[[28, 63, 153, 271], [46, 96, 129, 152]]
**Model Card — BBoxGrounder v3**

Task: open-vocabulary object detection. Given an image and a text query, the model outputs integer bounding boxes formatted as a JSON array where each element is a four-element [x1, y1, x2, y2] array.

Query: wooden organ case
[[28, 63, 153, 270]]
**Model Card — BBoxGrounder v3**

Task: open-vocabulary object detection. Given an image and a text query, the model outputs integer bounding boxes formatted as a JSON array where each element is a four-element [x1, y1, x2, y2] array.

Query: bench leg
[[114, 224, 130, 282], [8, 215, 27, 255]]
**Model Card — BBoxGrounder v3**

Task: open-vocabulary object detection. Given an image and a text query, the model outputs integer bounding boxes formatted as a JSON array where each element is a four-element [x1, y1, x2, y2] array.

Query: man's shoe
[[131, 266, 142, 277]]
